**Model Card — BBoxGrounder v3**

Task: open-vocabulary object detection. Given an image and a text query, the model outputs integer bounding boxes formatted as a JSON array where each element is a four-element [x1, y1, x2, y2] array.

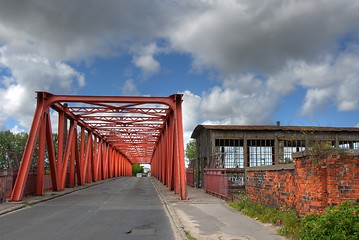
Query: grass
[[229, 198, 301, 239], [184, 230, 197, 240], [229, 198, 359, 240]]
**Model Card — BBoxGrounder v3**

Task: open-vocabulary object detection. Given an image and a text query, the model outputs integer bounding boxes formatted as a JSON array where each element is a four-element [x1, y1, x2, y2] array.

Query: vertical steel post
[[168, 118, 175, 191], [11, 93, 45, 201], [175, 95, 187, 200], [86, 134, 93, 183], [97, 140, 102, 180], [36, 111, 46, 195], [79, 127, 85, 185], [57, 111, 65, 186], [69, 123, 77, 188], [84, 132, 91, 183], [74, 128, 81, 186], [60, 120, 75, 190], [45, 112, 59, 191], [92, 136, 98, 181]]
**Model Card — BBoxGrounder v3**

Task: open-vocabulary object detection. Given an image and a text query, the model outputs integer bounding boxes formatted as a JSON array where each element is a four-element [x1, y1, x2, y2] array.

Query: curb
[[151, 178, 187, 240], [0, 179, 110, 216], [0, 204, 26, 216]]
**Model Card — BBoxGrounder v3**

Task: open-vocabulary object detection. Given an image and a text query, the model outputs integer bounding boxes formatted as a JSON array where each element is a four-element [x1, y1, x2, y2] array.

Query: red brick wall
[[293, 156, 328, 214], [246, 152, 359, 215], [246, 168, 296, 210], [326, 154, 359, 205]]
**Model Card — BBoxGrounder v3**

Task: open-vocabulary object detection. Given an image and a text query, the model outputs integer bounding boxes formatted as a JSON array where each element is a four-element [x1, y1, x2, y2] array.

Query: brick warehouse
[[189, 124, 359, 208]]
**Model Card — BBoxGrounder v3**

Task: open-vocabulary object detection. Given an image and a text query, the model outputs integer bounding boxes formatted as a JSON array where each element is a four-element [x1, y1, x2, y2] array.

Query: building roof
[[191, 124, 359, 138]]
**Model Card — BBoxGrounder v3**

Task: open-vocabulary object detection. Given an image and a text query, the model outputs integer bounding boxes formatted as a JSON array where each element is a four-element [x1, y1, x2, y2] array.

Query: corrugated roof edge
[[190, 124, 359, 139]]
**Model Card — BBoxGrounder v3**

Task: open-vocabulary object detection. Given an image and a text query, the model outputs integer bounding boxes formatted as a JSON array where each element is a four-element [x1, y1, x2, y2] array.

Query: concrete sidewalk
[[152, 178, 286, 240]]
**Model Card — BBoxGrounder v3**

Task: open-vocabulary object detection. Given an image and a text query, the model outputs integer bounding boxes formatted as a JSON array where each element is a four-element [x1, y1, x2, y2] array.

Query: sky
[[0, 0, 359, 146]]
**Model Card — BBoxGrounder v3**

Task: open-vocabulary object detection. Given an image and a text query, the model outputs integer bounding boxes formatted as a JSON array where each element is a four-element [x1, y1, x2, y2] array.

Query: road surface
[[0, 177, 175, 240]]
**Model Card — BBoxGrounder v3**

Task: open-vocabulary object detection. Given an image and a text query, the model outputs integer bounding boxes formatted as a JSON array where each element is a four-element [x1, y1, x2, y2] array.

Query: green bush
[[230, 199, 359, 240], [300, 201, 359, 240], [278, 209, 301, 239], [229, 198, 300, 239]]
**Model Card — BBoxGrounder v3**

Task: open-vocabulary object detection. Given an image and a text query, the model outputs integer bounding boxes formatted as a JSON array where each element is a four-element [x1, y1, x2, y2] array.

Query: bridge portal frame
[[11, 92, 187, 201]]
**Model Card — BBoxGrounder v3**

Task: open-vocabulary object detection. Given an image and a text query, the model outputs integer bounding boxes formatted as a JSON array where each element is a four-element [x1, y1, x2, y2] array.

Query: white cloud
[[266, 45, 359, 116], [200, 75, 277, 124], [133, 55, 160, 75], [4, 1, 357, 74], [0, 47, 85, 129], [132, 43, 161, 75], [0, 0, 359, 131], [301, 88, 334, 116], [169, 0, 359, 74], [10, 125, 26, 134], [182, 91, 202, 145], [181, 75, 278, 143], [182, 43, 359, 135], [121, 79, 139, 96]]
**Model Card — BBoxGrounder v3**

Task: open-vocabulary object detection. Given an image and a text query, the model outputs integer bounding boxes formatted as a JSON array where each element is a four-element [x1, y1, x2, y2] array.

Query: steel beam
[[11, 93, 46, 201], [11, 92, 187, 201]]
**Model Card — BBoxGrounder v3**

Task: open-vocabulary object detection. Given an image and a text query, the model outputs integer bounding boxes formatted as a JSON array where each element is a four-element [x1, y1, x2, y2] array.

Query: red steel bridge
[[11, 92, 187, 201]]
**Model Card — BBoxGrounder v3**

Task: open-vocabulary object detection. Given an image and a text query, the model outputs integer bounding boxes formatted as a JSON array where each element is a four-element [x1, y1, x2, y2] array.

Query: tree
[[0, 131, 28, 169], [132, 164, 144, 176], [185, 139, 197, 168]]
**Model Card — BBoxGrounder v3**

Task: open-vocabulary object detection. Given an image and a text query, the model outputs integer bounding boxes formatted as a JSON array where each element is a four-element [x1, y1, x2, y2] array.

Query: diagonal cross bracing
[[11, 92, 187, 201], [68, 106, 167, 164]]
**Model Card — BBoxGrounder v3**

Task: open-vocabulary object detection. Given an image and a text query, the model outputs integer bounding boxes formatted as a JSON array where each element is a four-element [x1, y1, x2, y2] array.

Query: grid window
[[248, 139, 274, 167], [339, 141, 359, 149], [283, 140, 305, 163], [213, 139, 244, 168]]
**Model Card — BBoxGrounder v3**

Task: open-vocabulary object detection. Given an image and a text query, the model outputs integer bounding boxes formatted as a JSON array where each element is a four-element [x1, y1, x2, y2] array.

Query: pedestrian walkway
[[153, 178, 286, 240]]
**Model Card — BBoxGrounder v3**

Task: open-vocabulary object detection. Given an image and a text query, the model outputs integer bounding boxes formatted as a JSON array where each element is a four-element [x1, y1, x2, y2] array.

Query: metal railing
[[186, 169, 194, 187], [0, 169, 53, 202], [204, 168, 245, 199]]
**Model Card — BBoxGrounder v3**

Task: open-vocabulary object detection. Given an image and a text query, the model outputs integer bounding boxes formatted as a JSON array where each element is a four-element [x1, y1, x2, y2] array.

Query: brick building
[[190, 123, 359, 189]]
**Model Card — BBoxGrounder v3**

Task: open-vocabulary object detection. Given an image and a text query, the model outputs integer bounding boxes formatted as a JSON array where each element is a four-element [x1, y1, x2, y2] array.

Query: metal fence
[[203, 168, 245, 200], [186, 169, 194, 187], [204, 169, 229, 198], [0, 169, 53, 202]]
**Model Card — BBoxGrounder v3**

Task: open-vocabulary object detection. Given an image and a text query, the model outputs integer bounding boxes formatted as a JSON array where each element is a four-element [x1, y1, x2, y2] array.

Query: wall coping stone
[[246, 163, 294, 172], [292, 149, 359, 159]]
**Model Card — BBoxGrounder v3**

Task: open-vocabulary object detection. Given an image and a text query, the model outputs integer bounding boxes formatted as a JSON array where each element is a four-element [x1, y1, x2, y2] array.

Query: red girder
[[68, 107, 170, 116], [81, 116, 165, 122], [11, 92, 187, 201]]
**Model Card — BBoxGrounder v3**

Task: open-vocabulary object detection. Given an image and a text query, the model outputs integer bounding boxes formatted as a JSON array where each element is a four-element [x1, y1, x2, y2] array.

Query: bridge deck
[[0, 177, 175, 240]]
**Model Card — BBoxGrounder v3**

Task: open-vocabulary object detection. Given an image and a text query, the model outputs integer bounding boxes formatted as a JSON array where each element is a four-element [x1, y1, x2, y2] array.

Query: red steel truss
[[11, 92, 187, 201]]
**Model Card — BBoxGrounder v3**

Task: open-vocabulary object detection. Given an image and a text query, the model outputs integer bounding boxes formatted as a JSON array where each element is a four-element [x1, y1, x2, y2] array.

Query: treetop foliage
[[0, 130, 28, 169], [185, 139, 197, 168]]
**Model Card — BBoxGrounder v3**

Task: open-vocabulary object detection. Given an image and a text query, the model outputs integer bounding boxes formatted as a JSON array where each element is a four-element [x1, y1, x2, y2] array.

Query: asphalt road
[[0, 177, 175, 240]]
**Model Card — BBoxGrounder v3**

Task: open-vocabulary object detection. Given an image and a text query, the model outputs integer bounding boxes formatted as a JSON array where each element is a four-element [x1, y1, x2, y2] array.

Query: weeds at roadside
[[229, 198, 359, 240], [184, 230, 197, 240], [229, 198, 300, 239]]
